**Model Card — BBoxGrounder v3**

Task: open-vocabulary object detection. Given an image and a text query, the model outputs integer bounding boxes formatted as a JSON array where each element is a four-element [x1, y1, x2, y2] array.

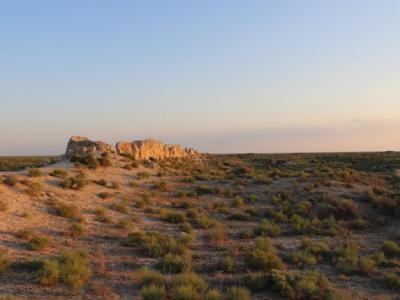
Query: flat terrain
[[0, 156, 61, 171], [0, 152, 399, 299]]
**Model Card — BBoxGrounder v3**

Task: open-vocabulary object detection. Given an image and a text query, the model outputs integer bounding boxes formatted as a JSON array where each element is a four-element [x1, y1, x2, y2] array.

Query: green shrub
[[25, 182, 43, 196], [171, 285, 200, 300], [141, 284, 166, 300], [219, 255, 234, 273], [70, 222, 85, 237], [230, 211, 250, 221], [56, 202, 80, 219], [0, 250, 10, 274], [295, 272, 331, 299], [157, 253, 191, 273], [37, 250, 91, 293], [243, 272, 269, 291], [232, 196, 244, 208], [291, 251, 318, 266], [196, 185, 214, 195], [135, 267, 167, 287], [27, 168, 42, 177], [204, 289, 224, 300], [4, 175, 18, 186], [0, 200, 8, 212], [225, 287, 251, 300], [380, 272, 400, 289], [137, 172, 151, 180], [331, 242, 360, 275], [256, 219, 281, 237], [382, 240, 400, 257], [171, 273, 207, 293], [205, 224, 227, 244], [94, 207, 112, 223], [194, 214, 217, 229], [61, 173, 88, 190], [245, 249, 283, 271], [98, 192, 112, 199], [110, 200, 129, 214], [127, 231, 184, 257], [164, 212, 187, 224], [28, 235, 50, 251], [50, 169, 68, 179]]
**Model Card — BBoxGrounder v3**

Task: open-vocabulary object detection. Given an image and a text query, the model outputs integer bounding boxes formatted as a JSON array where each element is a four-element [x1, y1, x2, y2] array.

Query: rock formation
[[116, 139, 198, 160], [65, 136, 113, 157]]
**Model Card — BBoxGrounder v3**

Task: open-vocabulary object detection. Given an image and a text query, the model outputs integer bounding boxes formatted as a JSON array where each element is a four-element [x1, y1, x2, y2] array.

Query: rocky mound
[[116, 139, 198, 160], [65, 136, 113, 158], [65, 136, 198, 160]]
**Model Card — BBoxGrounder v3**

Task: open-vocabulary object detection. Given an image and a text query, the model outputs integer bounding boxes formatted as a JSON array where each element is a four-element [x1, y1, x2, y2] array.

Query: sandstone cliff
[[65, 136, 113, 157], [116, 139, 198, 160], [65, 136, 198, 160]]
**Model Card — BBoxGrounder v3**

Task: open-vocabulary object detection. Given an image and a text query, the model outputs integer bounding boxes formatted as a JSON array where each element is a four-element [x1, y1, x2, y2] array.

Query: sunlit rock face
[[116, 139, 198, 160], [65, 136, 113, 157]]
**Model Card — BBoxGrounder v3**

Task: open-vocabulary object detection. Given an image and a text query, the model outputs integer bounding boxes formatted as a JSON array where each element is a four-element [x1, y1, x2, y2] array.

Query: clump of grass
[[137, 172, 151, 180], [164, 212, 187, 224], [110, 199, 130, 214], [56, 202, 80, 219], [141, 284, 166, 300], [25, 182, 43, 196], [245, 237, 283, 272], [28, 235, 50, 251], [382, 240, 400, 257], [255, 219, 281, 237], [135, 267, 167, 287], [94, 207, 112, 223], [37, 250, 91, 293], [225, 286, 251, 300], [98, 192, 112, 199], [50, 169, 68, 179], [27, 168, 42, 177], [127, 231, 184, 258], [4, 175, 18, 187], [0, 200, 9, 212], [70, 222, 85, 237], [0, 250, 10, 274], [219, 255, 234, 273], [157, 252, 192, 273], [61, 172, 88, 190], [380, 272, 400, 289]]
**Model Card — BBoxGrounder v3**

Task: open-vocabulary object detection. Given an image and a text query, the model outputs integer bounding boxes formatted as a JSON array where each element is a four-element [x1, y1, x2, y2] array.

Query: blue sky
[[0, 0, 399, 154]]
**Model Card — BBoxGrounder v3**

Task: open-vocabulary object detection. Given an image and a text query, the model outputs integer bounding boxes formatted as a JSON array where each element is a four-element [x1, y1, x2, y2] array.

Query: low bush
[[157, 252, 191, 273], [27, 168, 42, 177], [56, 202, 80, 219], [37, 250, 91, 293], [61, 173, 88, 190], [135, 267, 167, 287], [382, 240, 400, 257], [219, 255, 234, 273], [255, 219, 281, 237], [25, 182, 43, 196], [0, 250, 10, 274], [0, 200, 8, 212], [141, 284, 166, 300], [4, 175, 18, 186], [127, 231, 184, 258], [225, 286, 251, 300], [380, 272, 400, 289], [28, 235, 50, 251], [164, 212, 187, 224], [50, 169, 68, 179]]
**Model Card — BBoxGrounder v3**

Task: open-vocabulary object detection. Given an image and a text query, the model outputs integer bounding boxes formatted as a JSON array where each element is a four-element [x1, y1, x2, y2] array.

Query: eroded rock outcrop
[[65, 136, 113, 157], [116, 139, 198, 160]]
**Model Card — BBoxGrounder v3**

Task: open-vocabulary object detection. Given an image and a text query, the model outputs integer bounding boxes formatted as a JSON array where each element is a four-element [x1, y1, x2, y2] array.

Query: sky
[[0, 0, 399, 155]]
